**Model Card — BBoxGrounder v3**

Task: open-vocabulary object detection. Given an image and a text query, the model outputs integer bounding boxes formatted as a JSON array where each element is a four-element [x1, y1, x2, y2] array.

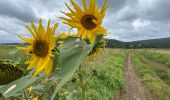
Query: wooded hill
[[106, 37, 170, 48]]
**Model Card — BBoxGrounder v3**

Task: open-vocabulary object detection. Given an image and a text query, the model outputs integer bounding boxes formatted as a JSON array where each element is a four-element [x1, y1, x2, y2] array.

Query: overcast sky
[[0, 0, 170, 43]]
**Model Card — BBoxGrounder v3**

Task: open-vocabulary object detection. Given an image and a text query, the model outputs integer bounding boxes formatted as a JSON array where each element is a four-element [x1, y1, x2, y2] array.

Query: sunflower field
[[0, 0, 111, 100]]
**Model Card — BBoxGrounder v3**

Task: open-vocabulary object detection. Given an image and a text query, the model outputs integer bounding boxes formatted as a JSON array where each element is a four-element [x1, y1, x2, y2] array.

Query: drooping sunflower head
[[89, 35, 106, 54], [59, 30, 78, 38], [0, 59, 24, 85], [18, 19, 60, 76], [60, 0, 108, 44]]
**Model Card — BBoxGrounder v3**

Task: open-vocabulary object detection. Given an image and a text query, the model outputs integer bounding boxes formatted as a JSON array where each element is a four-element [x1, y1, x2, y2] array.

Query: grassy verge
[[142, 50, 170, 67], [67, 49, 128, 100], [137, 53, 170, 86], [132, 53, 170, 100]]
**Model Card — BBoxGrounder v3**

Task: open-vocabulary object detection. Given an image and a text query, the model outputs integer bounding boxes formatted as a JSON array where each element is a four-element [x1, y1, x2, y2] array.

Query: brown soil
[[139, 53, 170, 73], [119, 54, 153, 100]]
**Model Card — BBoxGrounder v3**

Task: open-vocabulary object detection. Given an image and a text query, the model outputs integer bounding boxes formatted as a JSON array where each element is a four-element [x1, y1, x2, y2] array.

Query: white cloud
[[132, 19, 151, 29]]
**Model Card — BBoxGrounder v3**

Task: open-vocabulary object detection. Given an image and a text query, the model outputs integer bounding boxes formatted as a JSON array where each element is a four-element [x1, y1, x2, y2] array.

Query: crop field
[[1, 45, 170, 100]]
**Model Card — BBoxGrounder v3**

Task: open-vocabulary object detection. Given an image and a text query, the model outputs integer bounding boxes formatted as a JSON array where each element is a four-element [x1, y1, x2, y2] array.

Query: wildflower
[[33, 97, 38, 100], [27, 86, 33, 93]]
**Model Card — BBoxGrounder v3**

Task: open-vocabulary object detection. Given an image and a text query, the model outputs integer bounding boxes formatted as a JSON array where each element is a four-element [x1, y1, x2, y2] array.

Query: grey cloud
[[0, 0, 37, 22], [139, 0, 170, 21], [104, 0, 170, 41], [116, 6, 138, 22], [116, 0, 170, 22], [98, 0, 126, 13], [106, 19, 170, 42], [1, 0, 170, 43]]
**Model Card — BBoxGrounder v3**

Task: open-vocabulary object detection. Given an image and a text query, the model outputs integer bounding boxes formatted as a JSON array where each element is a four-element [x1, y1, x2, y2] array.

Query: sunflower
[[0, 60, 24, 85], [60, 0, 108, 44], [18, 19, 60, 76]]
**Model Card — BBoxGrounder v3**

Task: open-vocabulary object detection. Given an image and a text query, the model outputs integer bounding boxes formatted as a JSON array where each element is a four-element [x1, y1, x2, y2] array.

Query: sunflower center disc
[[33, 40, 49, 57], [81, 15, 97, 30]]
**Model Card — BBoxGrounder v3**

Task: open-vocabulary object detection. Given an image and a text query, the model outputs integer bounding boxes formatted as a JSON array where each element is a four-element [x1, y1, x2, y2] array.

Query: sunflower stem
[[22, 89, 28, 100], [78, 65, 86, 100]]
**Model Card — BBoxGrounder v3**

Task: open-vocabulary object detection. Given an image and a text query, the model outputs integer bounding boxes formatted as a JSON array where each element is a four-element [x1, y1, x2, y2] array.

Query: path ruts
[[139, 53, 170, 73], [120, 53, 153, 100]]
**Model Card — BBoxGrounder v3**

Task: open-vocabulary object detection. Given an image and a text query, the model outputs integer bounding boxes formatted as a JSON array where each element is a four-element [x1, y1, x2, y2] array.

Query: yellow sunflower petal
[[77, 28, 84, 36], [89, 33, 95, 44], [37, 59, 44, 68], [99, 0, 108, 18], [31, 21, 38, 37], [49, 39, 56, 50], [70, 0, 83, 14], [45, 59, 53, 76], [33, 57, 50, 76], [65, 2, 75, 14], [25, 25, 36, 38], [47, 19, 51, 33], [18, 35, 33, 44], [46, 19, 50, 36], [47, 28, 53, 41], [38, 19, 45, 38], [52, 23, 59, 35], [82, 30, 88, 39], [27, 57, 39, 70], [82, 0, 87, 10], [61, 11, 73, 19], [94, 5, 99, 15], [63, 22, 81, 28], [65, 2, 82, 19], [95, 26, 107, 35], [89, 0, 96, 12], [17, 46, 32, 52], [60, 17, 79, 23]]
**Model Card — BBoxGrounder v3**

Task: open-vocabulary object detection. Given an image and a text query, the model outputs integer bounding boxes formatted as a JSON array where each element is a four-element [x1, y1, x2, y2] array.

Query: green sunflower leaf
[[0, 74, 40, 98], [51, 37, 93, 100]]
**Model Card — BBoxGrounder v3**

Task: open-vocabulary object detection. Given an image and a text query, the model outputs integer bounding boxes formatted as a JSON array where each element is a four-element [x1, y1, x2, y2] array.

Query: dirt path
[[120, 54, 153, 100], [138, 53, 170, 73]]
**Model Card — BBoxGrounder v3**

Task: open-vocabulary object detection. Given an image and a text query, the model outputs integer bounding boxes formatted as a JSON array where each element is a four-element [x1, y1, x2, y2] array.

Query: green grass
[[67, 49, 128, 100], [142, 50, 170, 67], [132, 53, 170, 100], [84, 49, 128, 100], [4, 46, 170, 100], [0, 45, 27, 69], [0, 46, 128, 99], [137, 53, 170, 86], [0, 45, 27, 62]]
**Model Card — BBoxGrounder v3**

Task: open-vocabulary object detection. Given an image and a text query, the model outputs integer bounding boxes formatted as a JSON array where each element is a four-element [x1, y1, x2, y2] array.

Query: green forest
[[107, 37, 170, 48]]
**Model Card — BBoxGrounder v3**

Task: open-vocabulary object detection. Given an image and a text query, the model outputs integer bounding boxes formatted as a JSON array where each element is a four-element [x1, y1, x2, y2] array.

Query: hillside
[[106, 37, 170, 48]]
